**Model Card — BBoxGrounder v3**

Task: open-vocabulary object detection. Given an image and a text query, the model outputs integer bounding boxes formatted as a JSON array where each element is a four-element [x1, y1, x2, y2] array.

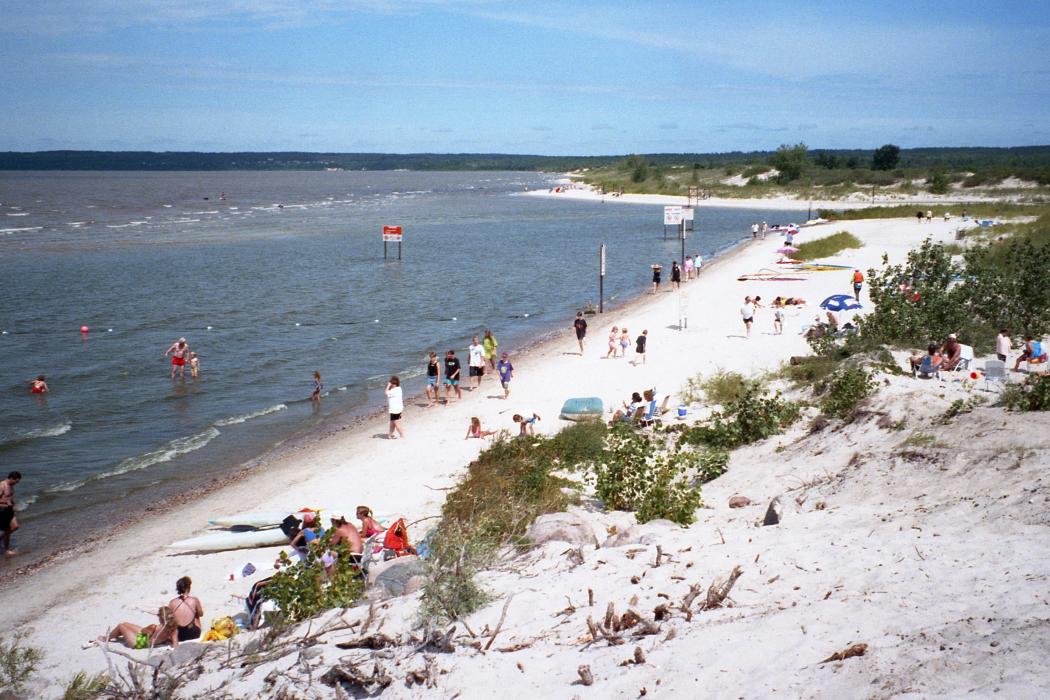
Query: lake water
[[0, 170, 801, 567]]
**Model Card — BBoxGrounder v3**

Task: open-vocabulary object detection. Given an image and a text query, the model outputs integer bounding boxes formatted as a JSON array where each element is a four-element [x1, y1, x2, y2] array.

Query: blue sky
[[1, 0, 1047, 154]]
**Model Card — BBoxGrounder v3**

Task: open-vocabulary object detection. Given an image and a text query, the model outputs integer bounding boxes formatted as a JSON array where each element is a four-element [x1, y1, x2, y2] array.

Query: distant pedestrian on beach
[[852, 269, 864, 301], [761, 221, 768, 239], [916, 210, 924, 224], [619, 327, 630, 357], [497, 352, 513, 399], [671, 261, 681, 290], [607, 326, 619, 359], [1, 471, 21, 556], [385, 376, 404, 440], [164, 337, 191, 379], [425, 352, 441, 407], [751, 223, 758, 239], [311, 371, 323, 402], [189, 352, 200, 379], [651, 264, 662, 294], [926, 210, 933, 222], [684, 255, 695, 280], [573, 311, 588, 354], [695, 253, 703, 272], [773, 307, 784, 335], [468, 335, 485, 389], [513, 412, 541, 436], [443, 350, 462, 404], [634, 330, 648, 365], [740, 296, 755, 338], [29, 375, 49, 395], [482, 330, 499, 370], [465, 417, 497, 440]]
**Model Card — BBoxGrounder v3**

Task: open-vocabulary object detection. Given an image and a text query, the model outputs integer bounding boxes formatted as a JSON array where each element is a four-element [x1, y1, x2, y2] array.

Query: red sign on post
[[382, 225, 403, 242]]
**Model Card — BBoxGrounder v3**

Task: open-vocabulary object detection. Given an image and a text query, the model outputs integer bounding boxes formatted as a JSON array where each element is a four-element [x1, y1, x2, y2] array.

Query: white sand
[[11, 211, 1043, 697]]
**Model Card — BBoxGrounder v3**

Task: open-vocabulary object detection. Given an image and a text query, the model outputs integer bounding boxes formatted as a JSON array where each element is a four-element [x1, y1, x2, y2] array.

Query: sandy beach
[[7, 207, 1036, 696]]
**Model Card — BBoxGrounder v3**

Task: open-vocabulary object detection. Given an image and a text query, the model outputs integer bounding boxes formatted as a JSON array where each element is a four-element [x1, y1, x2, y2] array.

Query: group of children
[[605, 326, 648, 364]]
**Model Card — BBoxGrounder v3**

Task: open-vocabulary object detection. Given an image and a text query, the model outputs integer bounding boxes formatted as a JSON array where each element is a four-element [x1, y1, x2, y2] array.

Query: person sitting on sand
[[941, 333, 963, 371], [910, 343, 943, 377], [357, 506, 386, 538], [513, 412, 541, 436], [611, 392, 644, 424], [465, 416, 497, 439], [327, 513, 364, 568], [290, 511, 324, 552], [167, 576, 204, 644], [99, 606, 176, 650], [825, 310, 839, 332], [29, 375, 49, 394]]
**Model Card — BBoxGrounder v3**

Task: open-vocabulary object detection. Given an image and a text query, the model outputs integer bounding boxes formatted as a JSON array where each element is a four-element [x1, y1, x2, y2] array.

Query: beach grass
[[820, 202, 1048, 221], [794, 231, 863, 260]]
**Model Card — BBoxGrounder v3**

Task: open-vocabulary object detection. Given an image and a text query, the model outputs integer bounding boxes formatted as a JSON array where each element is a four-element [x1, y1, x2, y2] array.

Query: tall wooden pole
[[599, 243, 606, 314]]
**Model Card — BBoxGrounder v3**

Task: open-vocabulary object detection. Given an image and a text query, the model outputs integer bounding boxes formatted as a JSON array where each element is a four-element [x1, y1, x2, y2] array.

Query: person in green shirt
[[482, 329, 499, 370]]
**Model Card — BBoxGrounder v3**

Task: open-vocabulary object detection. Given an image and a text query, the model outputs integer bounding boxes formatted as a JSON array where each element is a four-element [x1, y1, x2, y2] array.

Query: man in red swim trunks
[[164, 337, 191, 379]]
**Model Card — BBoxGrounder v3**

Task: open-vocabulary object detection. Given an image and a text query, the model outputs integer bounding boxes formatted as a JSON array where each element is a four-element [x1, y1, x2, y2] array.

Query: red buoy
[[80, 325, 89, 333]]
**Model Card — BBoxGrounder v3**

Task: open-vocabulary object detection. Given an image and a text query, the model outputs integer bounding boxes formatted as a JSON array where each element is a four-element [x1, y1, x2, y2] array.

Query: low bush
[[0, 634, 42, 696], [594, 425, 703, 525], [1001, 374, 1050, 412], [63, 672, 110, 700], [682, 369, 751, 406], [784, 356, 839, 386], [794, 231, 863, 260], [820, 367, 877, 418], [265, 535, 365, 623], [680, 382, 801, 449], [418, 523, 492, 624]]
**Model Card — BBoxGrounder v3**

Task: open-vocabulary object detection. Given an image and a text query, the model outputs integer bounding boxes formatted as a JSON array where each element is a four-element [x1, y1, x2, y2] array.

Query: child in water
[[189, 353, 200, 379], [513, 412, 541, 436], [311, 371, 323, 402]]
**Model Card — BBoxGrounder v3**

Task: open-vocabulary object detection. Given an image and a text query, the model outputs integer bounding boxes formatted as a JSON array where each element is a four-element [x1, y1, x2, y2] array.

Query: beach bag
[[383, 518, 414, 559], [279, 514, 301, 540], [202, 616, 238, 642]]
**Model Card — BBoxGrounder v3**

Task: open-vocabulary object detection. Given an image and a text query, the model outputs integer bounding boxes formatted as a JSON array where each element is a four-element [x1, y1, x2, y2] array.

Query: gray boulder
[[526, 512, 599, 547], [368, 555, 426, 598]]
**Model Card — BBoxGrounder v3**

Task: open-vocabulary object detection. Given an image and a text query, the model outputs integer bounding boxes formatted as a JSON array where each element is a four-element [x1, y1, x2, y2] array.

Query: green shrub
[[63, 672, 110, 700], [1002, 374, 1050, 411], [264, 535, 365, 623], [0, 634, 42, 695], [694, 448, 730, 483], [682, 369, 751, 406], [794, 231, 863, 260], [784, 356, 839, 386], [594, 425, 702, 525], [927, 169, 951, 194], [820, 367, 877, 418], [680, 383, 801, 449], [418, 523, 492, 624]]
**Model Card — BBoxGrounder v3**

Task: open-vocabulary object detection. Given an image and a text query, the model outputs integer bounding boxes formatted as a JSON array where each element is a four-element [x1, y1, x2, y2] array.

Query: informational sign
[[382, 225, 403, 242], [663, 206, 684, 226], [683, 206, 695, 221], [600, 243, 606, 275]]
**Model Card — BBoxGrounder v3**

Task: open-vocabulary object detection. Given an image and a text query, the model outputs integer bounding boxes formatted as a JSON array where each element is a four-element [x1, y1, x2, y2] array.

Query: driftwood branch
[[484, 595, 514, 651]]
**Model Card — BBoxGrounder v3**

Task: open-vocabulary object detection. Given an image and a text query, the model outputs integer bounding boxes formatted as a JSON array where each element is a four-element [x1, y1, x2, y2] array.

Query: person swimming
[[30, 375, 49, 394]]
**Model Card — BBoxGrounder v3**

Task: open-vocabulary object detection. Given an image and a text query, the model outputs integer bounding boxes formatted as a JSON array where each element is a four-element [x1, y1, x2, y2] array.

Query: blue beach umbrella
[[820, 294, 863, 312]]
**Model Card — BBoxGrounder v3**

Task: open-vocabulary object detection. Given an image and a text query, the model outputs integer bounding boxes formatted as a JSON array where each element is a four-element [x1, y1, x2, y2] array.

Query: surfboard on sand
[[168, 528, 289, 552]]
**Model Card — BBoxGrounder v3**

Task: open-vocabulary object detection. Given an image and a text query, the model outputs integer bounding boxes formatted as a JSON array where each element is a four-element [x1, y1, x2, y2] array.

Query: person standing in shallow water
[[164, 337, 191, 379]]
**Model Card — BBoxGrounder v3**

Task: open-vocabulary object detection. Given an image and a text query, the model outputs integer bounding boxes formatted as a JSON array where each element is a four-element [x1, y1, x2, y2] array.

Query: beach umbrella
[[777, 246, 799, 254], [820, 294, 863, 312]]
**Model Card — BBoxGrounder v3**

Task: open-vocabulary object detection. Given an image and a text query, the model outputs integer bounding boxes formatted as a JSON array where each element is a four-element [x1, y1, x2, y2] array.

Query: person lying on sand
[[97, 606, 176, 650], [465, 416, 497, 439]]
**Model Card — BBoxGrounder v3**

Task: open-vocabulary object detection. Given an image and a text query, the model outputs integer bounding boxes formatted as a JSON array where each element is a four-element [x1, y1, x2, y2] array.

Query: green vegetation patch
[[794, 231, 863, 260]]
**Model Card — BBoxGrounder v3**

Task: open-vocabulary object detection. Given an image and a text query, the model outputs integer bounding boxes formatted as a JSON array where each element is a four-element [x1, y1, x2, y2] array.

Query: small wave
[[0, 227, 43, 234], [190, 210, 219, 215], [214, 403, 287, 426], [44, 427, 220, 493], [14, 495, 36, 512], [0, 421, 72, 449], [6, 212, 29, 217]]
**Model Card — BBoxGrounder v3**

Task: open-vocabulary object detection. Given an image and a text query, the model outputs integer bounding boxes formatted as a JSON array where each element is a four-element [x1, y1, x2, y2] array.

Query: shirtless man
[[328, 514, 364, 567], [164, 337, 191, 379], [167, 576, 204, 645], [1, 471, 20, 556]]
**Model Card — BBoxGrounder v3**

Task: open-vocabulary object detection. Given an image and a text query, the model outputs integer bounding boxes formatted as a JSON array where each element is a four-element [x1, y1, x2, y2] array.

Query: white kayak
[[208, 506, 346, 529], [168, 527, 288, 552]]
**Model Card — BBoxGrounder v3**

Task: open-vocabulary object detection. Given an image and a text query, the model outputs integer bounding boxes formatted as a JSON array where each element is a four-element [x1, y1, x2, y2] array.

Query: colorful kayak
[[209, 508, 328, 529]]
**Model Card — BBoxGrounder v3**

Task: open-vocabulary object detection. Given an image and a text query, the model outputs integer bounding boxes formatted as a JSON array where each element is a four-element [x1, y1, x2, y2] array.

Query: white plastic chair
[[958, 344, 974, 370], [983, 360, 1007, 391]]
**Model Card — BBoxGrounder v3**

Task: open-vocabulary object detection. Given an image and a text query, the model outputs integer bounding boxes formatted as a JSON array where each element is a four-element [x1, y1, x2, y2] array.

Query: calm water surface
[[0, 170, 802, 566]]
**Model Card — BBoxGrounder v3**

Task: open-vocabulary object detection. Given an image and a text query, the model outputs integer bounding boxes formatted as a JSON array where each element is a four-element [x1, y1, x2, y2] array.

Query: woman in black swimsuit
[[168, 576, 204, 644], [671, 261, 681, 290], [651, 264, 662, 294], [425, 351, 440, 407]]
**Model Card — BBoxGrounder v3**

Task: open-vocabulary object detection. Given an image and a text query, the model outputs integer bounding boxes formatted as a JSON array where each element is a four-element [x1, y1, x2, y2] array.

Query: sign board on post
[[683, 207, 694, 221], [382, 225, 403, 242], [663, 206, 684, 226]]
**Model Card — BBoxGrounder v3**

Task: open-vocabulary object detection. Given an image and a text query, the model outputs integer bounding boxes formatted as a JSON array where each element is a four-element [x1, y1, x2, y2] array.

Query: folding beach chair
[[957, 344, 974, 371], [638, 400, 663, 428], [914, 355, 940, 380], [983, 360, 1007, 391]]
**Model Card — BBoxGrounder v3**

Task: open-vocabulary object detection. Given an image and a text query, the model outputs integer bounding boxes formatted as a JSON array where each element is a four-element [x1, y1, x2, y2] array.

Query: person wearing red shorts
[[164, 337, 191, 379]]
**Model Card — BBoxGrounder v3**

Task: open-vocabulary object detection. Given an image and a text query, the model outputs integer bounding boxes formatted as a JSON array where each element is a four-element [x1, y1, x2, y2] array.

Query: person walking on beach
[[573, 311, 588, 354], [773, 307, 784, 335], [29, 375, 49, 395], [468, 335, 485, 390], [619, 327, 631, 357], [164, 337, 191, 379], [684, 255, 695, 280], [496, 352, 513, 399], [671, 261, 681, 290], [385, 376, 404, 439], [634, 330, 648, 365], [740, 296, 755, 338], [1, 471, 21, 556], [751, 223, 758, 239], [651, 264, 662, 294], [761, 221, 768, 239], [443, 350, 462, 404], [695, 253, 703, 272], [311, 371, 323, 402], [425, 352, 441, 407], [482, 330, 499, 370], [852, 269, 864, 302], [607, 326, 619, 359]]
